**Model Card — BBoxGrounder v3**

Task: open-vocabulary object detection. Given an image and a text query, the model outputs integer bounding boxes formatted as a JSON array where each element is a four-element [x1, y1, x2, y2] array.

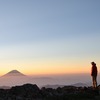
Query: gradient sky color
[[0, 0, 100, 75]]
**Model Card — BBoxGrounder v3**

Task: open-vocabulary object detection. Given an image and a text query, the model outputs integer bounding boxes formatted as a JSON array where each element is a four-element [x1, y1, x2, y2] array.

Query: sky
[[0, 0, 100, 76]]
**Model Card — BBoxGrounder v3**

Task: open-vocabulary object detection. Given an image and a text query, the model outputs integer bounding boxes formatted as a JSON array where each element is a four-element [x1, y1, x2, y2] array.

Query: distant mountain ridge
[[71, 82, 88, 87], [3, 70, 25, 76], [0, 70, 28, 86], [43, 83, 88, 89], [0, 86, 11, 89]]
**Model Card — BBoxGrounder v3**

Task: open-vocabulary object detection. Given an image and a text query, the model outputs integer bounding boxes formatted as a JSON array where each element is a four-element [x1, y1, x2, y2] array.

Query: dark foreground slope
[[0, 84, 100, 100]]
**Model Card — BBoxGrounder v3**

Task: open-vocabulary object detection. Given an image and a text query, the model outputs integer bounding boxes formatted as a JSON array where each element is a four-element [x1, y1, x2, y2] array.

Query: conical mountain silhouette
[[3, 70, 25, 76]]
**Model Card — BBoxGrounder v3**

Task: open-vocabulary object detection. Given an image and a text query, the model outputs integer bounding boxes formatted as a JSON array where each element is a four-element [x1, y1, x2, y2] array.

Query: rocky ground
[[0, 83, 100, 100]]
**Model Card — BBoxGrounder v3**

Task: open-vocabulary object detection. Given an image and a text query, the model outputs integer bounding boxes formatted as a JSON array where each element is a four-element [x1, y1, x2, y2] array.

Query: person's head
[[91, 62, 96, 66]]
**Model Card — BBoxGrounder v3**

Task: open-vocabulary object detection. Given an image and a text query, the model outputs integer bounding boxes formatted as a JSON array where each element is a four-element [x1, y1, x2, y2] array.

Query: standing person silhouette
[[91, 62, 98, 88]]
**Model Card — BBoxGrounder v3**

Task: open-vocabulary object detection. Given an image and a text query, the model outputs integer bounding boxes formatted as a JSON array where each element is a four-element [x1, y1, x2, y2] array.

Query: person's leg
[[94, 76, 97, 88], [92, 76, 95, 88]]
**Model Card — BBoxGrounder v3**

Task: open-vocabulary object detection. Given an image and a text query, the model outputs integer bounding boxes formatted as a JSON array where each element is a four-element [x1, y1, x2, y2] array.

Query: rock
[[0, 83, 100, 100], [9, 84, 40, 98]]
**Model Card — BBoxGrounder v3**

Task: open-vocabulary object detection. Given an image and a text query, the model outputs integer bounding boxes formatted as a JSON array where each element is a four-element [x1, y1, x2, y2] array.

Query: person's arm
[[91, 66, 93, 76], [96, 66, 98, 76]]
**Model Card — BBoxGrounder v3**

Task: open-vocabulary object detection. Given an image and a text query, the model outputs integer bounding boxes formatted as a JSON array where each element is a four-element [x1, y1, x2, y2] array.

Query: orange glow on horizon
[[0, 59, 99, 76]]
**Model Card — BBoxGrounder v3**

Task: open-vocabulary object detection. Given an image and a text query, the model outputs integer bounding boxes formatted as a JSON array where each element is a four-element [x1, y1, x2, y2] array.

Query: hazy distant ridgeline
[[0, 70, 100, 88]]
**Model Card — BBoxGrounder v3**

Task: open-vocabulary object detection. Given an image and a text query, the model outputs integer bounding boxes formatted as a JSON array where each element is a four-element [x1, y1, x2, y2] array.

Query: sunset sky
[[0, 0, 100, 76]]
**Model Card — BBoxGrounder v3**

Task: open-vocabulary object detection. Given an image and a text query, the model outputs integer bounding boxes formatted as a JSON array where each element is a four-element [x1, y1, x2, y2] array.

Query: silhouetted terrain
[[0, 83, 100, 100]]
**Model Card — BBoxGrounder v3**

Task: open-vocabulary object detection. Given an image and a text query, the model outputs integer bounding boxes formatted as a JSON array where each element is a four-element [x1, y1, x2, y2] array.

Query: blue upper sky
[[0, 0, 100, 44], [0, 0, 100, 74]]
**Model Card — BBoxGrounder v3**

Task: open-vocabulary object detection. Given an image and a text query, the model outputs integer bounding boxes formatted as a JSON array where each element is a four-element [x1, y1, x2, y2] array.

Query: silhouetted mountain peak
[[3, 70, 25, 76], [8, 70, 21, 73]]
